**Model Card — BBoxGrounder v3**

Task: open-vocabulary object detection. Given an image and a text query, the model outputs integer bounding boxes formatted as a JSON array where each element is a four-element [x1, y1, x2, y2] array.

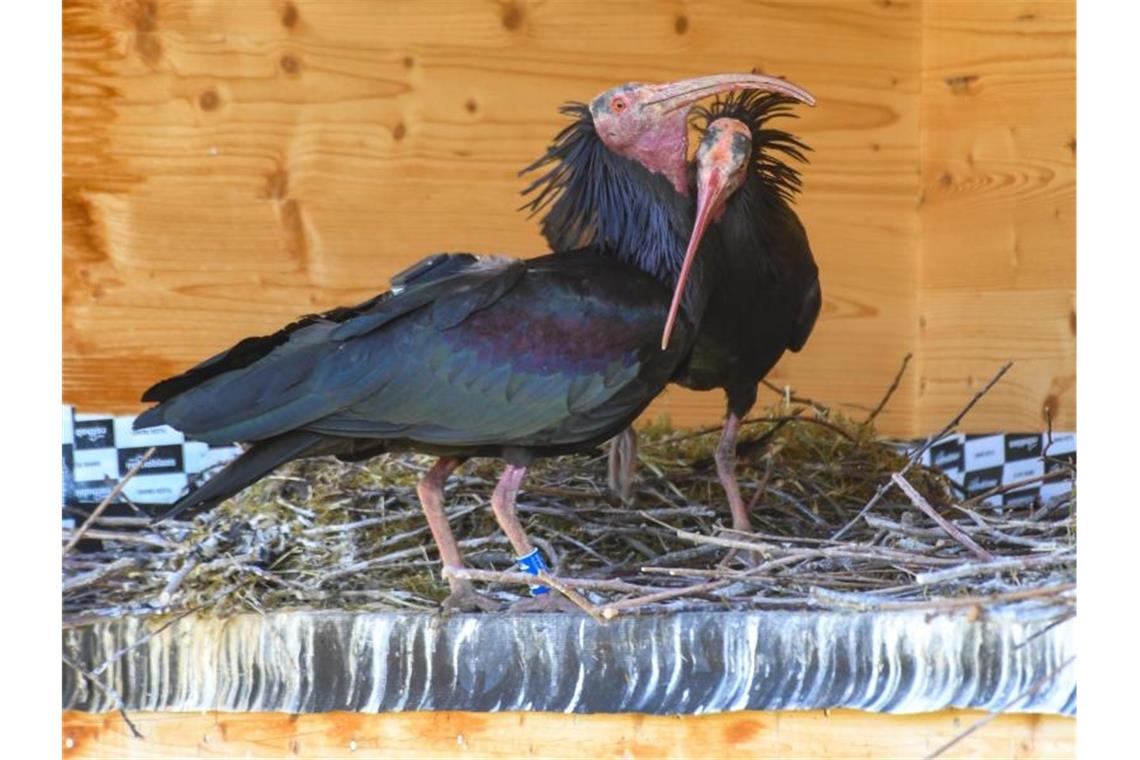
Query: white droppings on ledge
[[61, 608, 1076, 716]]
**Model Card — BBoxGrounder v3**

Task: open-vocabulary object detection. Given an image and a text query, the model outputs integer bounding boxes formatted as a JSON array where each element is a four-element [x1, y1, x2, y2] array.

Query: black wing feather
[[141, 253, 479, 404], [136, 251, 689, 455]]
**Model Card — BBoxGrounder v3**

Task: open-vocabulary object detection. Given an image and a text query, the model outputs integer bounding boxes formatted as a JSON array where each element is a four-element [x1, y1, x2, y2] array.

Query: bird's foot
[[509, 591, 582, 613], [441, 579, 500, 613]]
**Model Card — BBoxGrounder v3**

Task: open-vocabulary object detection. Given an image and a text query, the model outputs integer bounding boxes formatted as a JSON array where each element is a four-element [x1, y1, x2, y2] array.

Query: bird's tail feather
[[152, 430, 325, 525]]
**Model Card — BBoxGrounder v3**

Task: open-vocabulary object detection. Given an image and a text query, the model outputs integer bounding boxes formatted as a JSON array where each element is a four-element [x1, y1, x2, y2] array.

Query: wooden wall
[[63, 0, 1075, 437], [917, 0, 1076, 434]]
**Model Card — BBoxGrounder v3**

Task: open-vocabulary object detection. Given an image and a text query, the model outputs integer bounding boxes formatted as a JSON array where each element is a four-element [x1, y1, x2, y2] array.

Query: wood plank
[[63, 0, 922, 435], [917, 288, 1075, 433], [917, 1, 1075, 432], [62, 709, 1074, 759]]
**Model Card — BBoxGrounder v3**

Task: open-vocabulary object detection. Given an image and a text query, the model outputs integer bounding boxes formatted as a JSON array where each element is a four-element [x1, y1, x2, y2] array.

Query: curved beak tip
[[650, 72, 815, 113]]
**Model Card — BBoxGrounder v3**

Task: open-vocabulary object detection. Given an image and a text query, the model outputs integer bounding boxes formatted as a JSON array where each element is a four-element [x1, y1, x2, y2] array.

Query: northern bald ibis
[[532, 90, 820, 533], [136, 74, 813, 610]]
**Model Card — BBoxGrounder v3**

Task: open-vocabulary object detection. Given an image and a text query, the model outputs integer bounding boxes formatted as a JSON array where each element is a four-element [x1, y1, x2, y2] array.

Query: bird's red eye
[[611, 97, 627, 113]]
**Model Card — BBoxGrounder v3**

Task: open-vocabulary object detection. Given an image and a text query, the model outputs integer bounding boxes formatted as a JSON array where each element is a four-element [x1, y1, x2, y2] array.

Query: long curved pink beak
[[660, 167, 733, 350], [646, 72, 815, 113]]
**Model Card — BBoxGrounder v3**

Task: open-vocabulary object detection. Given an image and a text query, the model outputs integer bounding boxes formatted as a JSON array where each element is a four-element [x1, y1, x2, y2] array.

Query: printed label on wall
[[909, 432, 1076, 508], [73, 416, 115, 450], [61, 408, 1078, 516], [62, 407, 244, 508]]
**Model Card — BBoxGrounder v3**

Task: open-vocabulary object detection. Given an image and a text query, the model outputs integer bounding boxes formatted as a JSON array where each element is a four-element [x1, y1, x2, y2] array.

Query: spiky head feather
[[519, 103, 693, 285], [691, 91, 810, 204]]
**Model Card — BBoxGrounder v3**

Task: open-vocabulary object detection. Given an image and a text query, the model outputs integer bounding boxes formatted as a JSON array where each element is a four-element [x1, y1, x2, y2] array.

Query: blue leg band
[[516, 548, 550, 595]]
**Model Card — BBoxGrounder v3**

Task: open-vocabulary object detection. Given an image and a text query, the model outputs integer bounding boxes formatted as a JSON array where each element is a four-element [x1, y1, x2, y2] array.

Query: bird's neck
[[553, 156, 713, 327], [721, 175, 807, 281], [520, 109, 715, 329], [620, 112, 691, 196]]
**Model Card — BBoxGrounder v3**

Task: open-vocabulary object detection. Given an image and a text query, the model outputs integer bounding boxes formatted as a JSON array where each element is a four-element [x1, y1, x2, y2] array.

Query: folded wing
[[135, 250, 688, 452]]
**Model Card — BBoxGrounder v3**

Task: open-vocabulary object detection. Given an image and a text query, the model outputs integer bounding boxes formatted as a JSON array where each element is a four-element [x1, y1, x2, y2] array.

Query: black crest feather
[[692, 91, 810, 204], [518, 103, 689, 283]]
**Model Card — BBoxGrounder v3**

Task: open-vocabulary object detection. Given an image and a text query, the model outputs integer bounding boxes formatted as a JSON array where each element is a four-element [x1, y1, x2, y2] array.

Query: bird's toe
[[441, 580, 500, 613], [509, 592, 581, 613]]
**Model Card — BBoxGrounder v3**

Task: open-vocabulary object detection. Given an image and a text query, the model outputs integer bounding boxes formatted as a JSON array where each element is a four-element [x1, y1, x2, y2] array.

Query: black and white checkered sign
[[910, 432, 1076, 507], [62, 405, 241, 507], [62, 406, 1076, 511]]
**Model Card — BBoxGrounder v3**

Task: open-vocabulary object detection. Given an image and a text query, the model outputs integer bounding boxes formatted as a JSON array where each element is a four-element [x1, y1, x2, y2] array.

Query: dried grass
[[62, 366, 1075, 626]]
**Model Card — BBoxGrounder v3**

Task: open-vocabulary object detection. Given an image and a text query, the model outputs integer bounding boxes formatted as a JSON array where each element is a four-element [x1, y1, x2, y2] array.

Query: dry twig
[[833, 362, 1013, 540], [892, 473, 994, 561], [60, 361, 1072, 623], [62, 654, 143, 739], [63, 447, 155, 556], [923, 655, 1075, 760], [864, 352, 913, 425]]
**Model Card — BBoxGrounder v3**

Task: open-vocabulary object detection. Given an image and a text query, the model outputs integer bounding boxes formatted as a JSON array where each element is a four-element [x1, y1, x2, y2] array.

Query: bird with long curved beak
[[586, 73, 814, 198], [526, 74, 816, 512], [137, 74, 813, 614], [527, 72, 814, 340], [660, 118, 755, 351], [669, 96, 822, 537]]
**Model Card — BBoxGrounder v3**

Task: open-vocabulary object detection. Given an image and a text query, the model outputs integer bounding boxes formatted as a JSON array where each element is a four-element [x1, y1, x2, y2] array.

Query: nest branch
[[62, 359, 1072, 626]]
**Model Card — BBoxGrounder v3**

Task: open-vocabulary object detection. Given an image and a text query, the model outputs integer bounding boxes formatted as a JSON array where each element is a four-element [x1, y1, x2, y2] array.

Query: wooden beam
[[62, 709, 1073, 759]]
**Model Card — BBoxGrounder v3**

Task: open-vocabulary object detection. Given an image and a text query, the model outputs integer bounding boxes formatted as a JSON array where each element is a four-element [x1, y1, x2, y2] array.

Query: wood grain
[[917, 1, 1075, 433], [63, 0, 922, 435], [63, 1, 1076, 437], [62, 709, 1075, 759]]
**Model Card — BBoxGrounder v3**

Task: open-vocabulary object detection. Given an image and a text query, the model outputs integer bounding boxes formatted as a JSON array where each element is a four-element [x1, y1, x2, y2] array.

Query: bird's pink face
[[694, 118, 753, 218], [589, 73, 813, 196]]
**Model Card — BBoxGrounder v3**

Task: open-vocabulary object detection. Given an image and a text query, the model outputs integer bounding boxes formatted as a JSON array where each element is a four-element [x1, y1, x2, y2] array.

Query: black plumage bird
[[534, 90, 821, 533], [136, 73, 814, 610], [678, 95, 821, 533]]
